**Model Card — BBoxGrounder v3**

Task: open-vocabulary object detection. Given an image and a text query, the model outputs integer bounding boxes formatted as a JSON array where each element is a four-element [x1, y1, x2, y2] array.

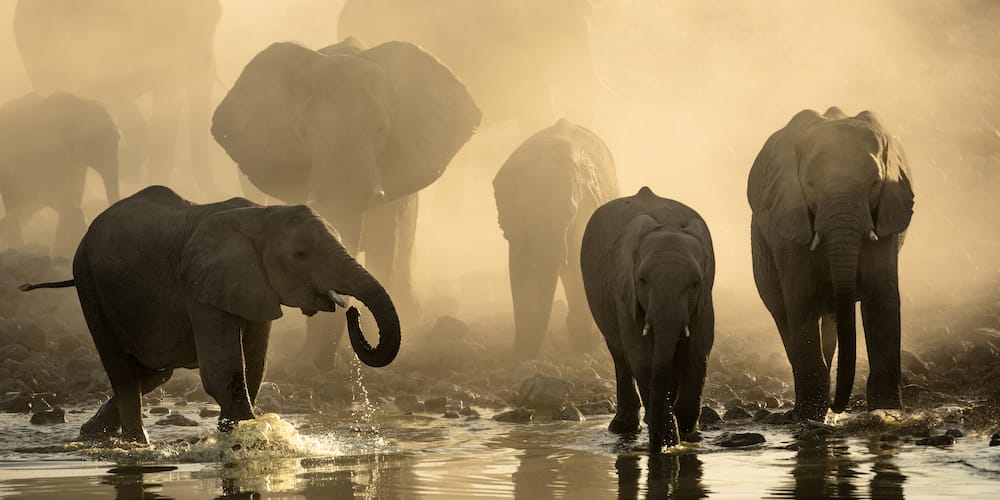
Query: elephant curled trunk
[[339, 257, 401, 368]]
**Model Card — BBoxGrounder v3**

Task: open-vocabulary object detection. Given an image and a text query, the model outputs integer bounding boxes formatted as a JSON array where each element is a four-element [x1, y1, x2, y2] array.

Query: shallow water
[[0, 401, 997, 499]]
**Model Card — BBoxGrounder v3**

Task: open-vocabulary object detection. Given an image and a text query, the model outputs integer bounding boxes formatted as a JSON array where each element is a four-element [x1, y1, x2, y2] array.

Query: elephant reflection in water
[[771, 437, 905, 500], [0, 92, 119, 257], [615, 453, 706, 499]]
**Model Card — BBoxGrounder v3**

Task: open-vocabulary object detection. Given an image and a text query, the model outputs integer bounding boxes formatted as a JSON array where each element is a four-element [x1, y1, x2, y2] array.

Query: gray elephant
[[581, 187, 715, 452], [748, 107, 914, 420], [493, 119, 618, 360], [212, 38, 480, 367], [14, 0, 222, 194], [19, 185, 399, 443], [0, 91, 119, 256], [338, 0, 595, 132]]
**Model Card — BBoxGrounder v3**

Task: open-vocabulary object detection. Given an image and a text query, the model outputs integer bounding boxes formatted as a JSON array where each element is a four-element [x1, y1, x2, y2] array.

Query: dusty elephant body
[[748, 107, 915, 420], [581, 187, 715, 452], [493, 119, 618, 360], [14, 0, 222, 194], [212, 38, 480, 367], [0, 92, 119, 256], [19, 186, 400, 443]]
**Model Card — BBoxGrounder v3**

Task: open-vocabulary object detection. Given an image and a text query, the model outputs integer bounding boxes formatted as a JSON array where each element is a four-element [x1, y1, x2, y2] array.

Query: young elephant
[[19, 186, 400, 443], [0, 91, 120, 256], [493, 119, 619, 360], [748, 107, 914, 420], [581, 187, 715, 452]]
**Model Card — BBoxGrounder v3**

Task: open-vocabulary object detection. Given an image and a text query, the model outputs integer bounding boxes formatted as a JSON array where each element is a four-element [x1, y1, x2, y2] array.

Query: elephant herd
[[6, 1, 914, 454]]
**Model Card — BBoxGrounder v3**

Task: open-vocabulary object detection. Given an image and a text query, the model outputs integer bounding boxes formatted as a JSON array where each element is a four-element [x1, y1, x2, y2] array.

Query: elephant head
[[178, 204, 400, 367], [211, 38, 481, 252], [747, 107, 914, 412], [617, 204, 713, 451], [50, 92, 121, 204]]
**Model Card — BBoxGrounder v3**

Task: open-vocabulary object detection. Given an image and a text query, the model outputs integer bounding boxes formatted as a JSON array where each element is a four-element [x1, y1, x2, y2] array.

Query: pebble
[[554, 404, 585, 422], [149, 407, 170, 415], [29, 407, 65, 425], [699, 406, 721, 426], [577, 400, 616, 416], [517, 374, 574, 410], [723, 407, 752, 421], [424, 397, 448, 412], [915, 435, 955, 446], [713, 432, 766, 448], [492, 408, 534, 423], [155, 413, 199, 427], [199, 408, 221, 418], [753, 408, 772, 422], [443, 411, 460, 419], [944, 428, 964, 438], [989, 433, 1000, 447], [459, 406, 480, 417]]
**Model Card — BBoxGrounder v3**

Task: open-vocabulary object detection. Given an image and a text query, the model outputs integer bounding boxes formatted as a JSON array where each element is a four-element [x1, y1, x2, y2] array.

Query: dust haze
[[0, 0, 997, 356]]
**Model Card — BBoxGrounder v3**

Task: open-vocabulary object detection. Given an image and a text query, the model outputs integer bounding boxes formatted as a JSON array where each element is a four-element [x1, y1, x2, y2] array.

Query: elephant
[[0, 91, 119, 256], [493, 118, 619, 360], [338, 0, 595, 132], [18, 185, 400, 443], [14, 0, 223, 195], [580, 187, 715, 452], [212, 38, 480, 367], [748, 107, 914, 420]]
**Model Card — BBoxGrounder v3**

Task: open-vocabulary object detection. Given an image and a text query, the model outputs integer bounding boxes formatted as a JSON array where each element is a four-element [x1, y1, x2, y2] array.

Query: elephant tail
[[18, 279, 75, 291]]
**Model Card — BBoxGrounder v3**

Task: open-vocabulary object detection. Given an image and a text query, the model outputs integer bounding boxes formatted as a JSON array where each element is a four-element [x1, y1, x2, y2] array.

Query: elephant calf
[[581, 187, 715, 452], [748, 107, 914, 420], [493, 118, 619, 360], [0, 91, 119, 256], [19, 186, 400, 443]]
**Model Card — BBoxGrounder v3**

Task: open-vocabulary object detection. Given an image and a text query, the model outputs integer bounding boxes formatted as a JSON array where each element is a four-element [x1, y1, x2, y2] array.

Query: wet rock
[[713, 432, 766, 448], [162, 370, 200, 396], [155, 413, 199, 427], [199, 408, 220, 418], [554, 404, 585, 422], [764, 396, 782, 409], [517, 374, 574, 410], [699, 406, 721, 426], [753, 408, 772, 422], [492, 408, 534, 423], [901, 384, 925, 405], [724, 399, 744, 411], [394, 394, 424, 413], [900, 350, 930, 375], [847, 394, 867, 411], [149, 407, 170, 415], [459, 406, 480, 417], [944, 428, 964, 438], [424, 396, 448, 412], [577, 400, 616, 416], [314, 381, 353, 403], [915, 435, 954, 446], [723, 407, 753, 421], [794, 424, 836, 442], [990, 433, 1000, 446], [0, 344, 31, 363], [184, 386, 212, 403], [443, 411, 460, 419], [30, 407, 65, 425], [0, 393, 50, 413], [764, 410, 798, 425]]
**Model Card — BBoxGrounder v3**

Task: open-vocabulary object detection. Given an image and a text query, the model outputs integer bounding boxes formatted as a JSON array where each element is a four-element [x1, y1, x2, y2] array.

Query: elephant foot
[[609, 412, 641, 435], [80, 402, 122, 437], [120, 425, 150, 445], [649, 420, 679, 454], [789, 405, 827, 423], [867, 394, 901, 411], [680, 429, 703, 443]]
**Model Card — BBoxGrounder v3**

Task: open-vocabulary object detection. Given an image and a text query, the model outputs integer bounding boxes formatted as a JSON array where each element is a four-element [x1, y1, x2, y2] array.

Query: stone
[[723, 407, 753, 421], [577, 400, 616, 416], [944, 428, 964, 438], [753, 408, 772, 422], [554, 404, 585, 422], [459, 406, 480, 417], [443, 411, 460, 419], [901, 384, 925, 404], [149, 407, 170, 415], [199, 408, 220, 418], [394, 394, 424, 413], [29, 407, 65, 425], [0, 344, 30, 363], [155, 413, 199, 427], [698, 406, 722, 426], [517, 374, 574, 410], [764, 396, 782, 409], [989, 433, 1000, 446], [764, 410, 798, 425], [713, 432, 766, 448], [424, 396, 448, 412], [492, 408, 534, 423], [915, 435, 954, 446]]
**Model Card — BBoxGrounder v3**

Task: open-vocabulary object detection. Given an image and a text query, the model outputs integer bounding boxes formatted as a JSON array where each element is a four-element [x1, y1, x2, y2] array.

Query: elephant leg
[[860, 238, 902, 410], [752, 222, 792, 351], [675, 302, 714, 438], [108, 97, 149, 184], [361, 195, 420, 321], [783, 294, 828, 420], [81, 368, 174, 437], [188, 302, 254, 430], [145, 88, 182, 187], [606, 336, 641, 434], [83, 316, 146, 442], [820, 313, 838, 370], [242, 320, 272, 405]]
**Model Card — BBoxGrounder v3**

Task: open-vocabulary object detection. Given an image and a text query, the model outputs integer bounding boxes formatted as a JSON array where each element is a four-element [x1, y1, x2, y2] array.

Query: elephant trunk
[[508, 241, 562, 360], [647, 312, 682, 453], [820, 207, 866, 413], [334, 246, 401, 368]]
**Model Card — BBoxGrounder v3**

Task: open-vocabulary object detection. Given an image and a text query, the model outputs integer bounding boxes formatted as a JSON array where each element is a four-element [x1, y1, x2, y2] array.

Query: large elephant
[[493, 119, 618, 360], [748, 107, 914, 420], [581, 187, 715, 452], [338, 0, 595, 132], [19, 185, 399, 443], [212, 38, 479, 367], [14, 0, 222, 194], [0, 91, 119, 256]]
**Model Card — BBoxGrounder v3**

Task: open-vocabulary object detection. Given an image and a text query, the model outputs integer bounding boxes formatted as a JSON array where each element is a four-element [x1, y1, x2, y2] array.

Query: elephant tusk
[[684, 326, 691, 338], [809, 232, 821, 251], [869, 230, 879, 241], [642, 322, 650, 337], [327, 290, 348, 308]]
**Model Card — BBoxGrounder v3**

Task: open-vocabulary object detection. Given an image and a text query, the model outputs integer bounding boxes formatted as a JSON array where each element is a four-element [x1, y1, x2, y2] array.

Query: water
[[0, 401, 996, 499]]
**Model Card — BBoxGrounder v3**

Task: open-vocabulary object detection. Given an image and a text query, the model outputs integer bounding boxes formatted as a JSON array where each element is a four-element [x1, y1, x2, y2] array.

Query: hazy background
[[0, 0, 997, 357]]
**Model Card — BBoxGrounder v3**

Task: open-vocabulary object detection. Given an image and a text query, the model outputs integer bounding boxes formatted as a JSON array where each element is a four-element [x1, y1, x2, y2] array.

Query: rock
[[554, 404, 585, 422], [459, 406, 480, 417], [723, 407, 753, 421], [29, 407, 65, 425], [900, 350, 929, 375], [492, 408, 534, 423], [764, 396, 782, 409], [394, 394, 424, 413], [944, 428, 964, 438], [753, 408, 772, 422], [199, 408, 220, 418], [0, 393, 50, 413], [155, 413, 199, 427], [517, 374, 574, 410], [149, 407, 170, 415], [577, 400, 616, 416], [424, 396, 448, 412], [990, 433, 1000, 446], [0, 344, 31, 363], [724, 399, 744, 411], [901, 384, 925, 404], [915, 435, 955, 446], [699, 406, 721, 426], [443, 411, 460, 419], [713, 432, 766, 448], [764, 410, 798, 425], [184, 386, 212, 403]]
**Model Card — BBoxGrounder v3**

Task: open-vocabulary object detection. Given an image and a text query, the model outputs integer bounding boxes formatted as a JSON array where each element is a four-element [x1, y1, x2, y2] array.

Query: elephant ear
[[361, 41, 482, 200], [179, 208, 283, 322], [617, 211, 662, 324], [875, 133, 914, 236], [211, 42, 318, 199], [747, 109, 824, 246]]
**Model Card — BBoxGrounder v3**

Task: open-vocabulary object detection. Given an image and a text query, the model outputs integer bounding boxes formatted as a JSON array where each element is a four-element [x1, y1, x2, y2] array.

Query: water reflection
[[103, 465, 177, 499], [769, 436, 905, 499], [616, 453, 708, 499]]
